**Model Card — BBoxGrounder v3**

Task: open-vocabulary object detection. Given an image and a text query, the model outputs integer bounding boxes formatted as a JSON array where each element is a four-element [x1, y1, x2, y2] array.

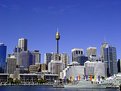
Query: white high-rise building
[[7, 55, 17, 74], [61, 53, 69, 68], [18, 38, 27, 51], [72, 48, 84, 62]]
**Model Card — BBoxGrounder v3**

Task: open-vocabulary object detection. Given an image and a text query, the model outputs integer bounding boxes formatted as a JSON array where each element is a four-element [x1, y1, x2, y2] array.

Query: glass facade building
[[103, 45, 117, 76], [0, 43, 7, 73]]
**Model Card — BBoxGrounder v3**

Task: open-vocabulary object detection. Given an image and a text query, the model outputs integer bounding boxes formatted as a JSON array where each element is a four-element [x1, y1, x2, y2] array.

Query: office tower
[[87, 47, 97, 59], [0, 43, 7, 73], [61, 53, 69, 68], [32, 50, 41, 64], [44, 53, 53, 65], [7, 55, 16, 74], [18, 51, 33, 72], [117, 59, 121, 72], [72, 48, 84, 62], [100, 42, 108, 61], [13, 46, 22, 65], [18, 38, 27, 51], [101, 43, 118, 76], [56, 31, 60, 54]]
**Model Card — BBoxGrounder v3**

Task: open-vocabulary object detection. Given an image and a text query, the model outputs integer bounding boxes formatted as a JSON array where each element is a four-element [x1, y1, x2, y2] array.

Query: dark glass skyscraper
[[117, 59, 121, 72], [0, 43, 7, 73], [102, 43, 118, 77]]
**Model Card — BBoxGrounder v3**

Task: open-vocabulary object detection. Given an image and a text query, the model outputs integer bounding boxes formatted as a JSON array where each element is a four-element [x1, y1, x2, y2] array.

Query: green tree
[[38, 78, 47, 84], [14, 79, 21, 84], [7, 78, 13, 84]]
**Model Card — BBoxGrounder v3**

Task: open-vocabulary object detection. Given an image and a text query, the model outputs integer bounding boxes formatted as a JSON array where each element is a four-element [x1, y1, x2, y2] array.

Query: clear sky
[[0, 0, 121, 62]]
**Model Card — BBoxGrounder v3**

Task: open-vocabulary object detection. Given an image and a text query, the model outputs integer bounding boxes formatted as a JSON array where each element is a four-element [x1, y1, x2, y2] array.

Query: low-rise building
[[84, 61, 106, 77], [60, 62, 84, 81]]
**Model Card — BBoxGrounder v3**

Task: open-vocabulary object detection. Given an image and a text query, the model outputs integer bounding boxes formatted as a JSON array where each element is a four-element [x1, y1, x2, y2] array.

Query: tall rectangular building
[[0, 43, 7, 73], [101, 43, 118, 76], [32, 50, 41, 64], [61, 53, 69, 68], [18, 51, 33, 70], [100, 42, 108, 61], [44, 53, 53, 65], [7, 55, 16, 74], [72, 48, 84, 62], [18, 38, 27, 51], [117, 59, 121, 73]]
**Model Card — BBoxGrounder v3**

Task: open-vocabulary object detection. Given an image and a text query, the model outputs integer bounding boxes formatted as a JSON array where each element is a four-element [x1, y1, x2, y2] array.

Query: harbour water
[[0, 86, 119, 91]]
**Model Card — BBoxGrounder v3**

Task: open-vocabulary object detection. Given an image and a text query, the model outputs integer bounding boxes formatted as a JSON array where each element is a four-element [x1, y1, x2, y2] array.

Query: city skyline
[[0, 0, 121, 61]]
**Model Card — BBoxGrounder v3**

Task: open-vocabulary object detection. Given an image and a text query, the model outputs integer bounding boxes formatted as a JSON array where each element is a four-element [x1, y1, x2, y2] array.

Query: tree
[[14, 79, 21, 84], [38, 78, 47, 84], [7, 78, 13, 84]]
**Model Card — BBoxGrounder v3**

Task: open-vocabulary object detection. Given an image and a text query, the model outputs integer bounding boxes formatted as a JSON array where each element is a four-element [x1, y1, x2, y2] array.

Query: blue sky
[[0, 0, 121, 62]]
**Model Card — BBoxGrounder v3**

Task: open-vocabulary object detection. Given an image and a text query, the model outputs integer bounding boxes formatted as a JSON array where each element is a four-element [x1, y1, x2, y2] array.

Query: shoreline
[[0, 83, 53, 87]]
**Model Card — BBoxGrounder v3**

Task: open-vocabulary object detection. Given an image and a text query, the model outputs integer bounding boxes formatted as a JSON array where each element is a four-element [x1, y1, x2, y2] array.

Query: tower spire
[[56, 29, 60, 54]]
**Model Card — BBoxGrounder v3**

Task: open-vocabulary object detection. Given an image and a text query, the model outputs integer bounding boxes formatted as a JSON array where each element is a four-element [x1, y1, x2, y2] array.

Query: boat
[[64, 73, 121, 89], [64, 79, 107, 89]]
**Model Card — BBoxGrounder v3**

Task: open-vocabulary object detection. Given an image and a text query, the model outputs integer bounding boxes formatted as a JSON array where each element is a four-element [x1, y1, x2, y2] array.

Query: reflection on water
[[0, 86, 119, 91]]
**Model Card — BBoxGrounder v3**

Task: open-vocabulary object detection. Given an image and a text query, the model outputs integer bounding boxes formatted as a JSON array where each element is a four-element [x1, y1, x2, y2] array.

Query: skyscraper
[[44, 53, 53, 65], [7, 55, 16, 74], [100, 42, 108, 61], [13, 46, 22, 65], [18, 38, 27, 51], [101, 43, 118, 76], [0, 43, 7, 73], [18, 51, 33, 72], [32, 50, 41, 64], [87, 47, 97, 58], [61, 53, 69, 68], [72, 48, 84, 62], [117, 59, 121, 73]]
